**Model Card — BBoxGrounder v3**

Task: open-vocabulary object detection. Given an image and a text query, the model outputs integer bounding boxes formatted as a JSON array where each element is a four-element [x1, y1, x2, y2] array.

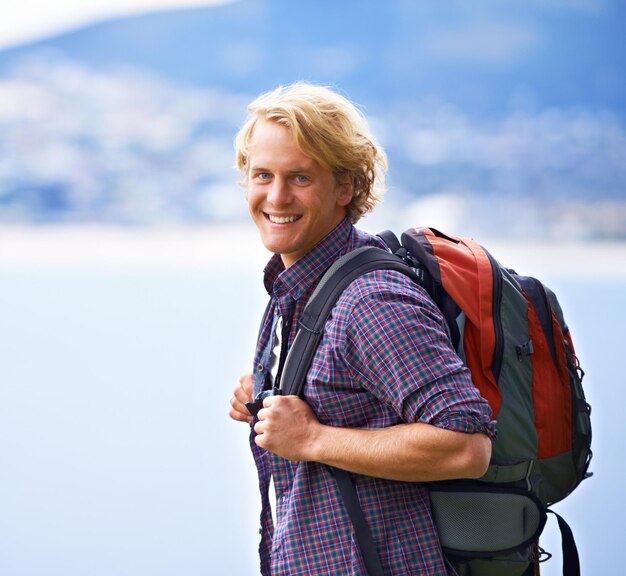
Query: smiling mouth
[[266, 214, 301, 224]]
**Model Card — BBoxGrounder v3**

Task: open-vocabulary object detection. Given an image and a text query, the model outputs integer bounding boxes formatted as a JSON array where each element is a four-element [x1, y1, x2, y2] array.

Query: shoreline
[[1, 224, 626, 279], [0, 224, 270, 271]]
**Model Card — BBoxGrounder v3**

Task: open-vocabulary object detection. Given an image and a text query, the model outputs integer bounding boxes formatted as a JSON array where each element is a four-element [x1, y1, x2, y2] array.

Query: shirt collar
[[263, 218, 369, 302]]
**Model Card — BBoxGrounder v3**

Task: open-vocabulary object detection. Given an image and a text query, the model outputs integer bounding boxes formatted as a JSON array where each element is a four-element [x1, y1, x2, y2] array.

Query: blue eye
[[295, 175, 310, 184]]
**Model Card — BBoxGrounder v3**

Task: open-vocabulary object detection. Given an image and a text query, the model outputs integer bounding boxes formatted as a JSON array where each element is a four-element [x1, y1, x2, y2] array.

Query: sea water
[[0, 230, 622, 576]]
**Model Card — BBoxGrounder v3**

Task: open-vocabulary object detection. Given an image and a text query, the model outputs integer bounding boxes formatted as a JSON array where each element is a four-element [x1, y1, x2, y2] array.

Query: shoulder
[[342, 268, 433, 309], [330, 268, 445, 334]]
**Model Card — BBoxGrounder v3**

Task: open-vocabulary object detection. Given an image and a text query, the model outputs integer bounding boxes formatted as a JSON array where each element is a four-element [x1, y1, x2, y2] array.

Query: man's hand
[[229, 371, 254, 424], [253, 395, 323, 461]]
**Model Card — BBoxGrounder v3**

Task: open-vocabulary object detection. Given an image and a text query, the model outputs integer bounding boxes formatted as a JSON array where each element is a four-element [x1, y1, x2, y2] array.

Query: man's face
[[246, 119, 353, 267]]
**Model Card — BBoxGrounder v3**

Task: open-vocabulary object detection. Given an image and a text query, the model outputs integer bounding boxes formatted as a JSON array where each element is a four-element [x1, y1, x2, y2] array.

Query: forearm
[[254, 395, 491, 482], [308, 421, 492, 482]]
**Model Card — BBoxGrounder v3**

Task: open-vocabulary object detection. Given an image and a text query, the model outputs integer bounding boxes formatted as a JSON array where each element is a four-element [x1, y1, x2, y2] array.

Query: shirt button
[[274, 308, 279, 316], [256, 364, 264, 372]]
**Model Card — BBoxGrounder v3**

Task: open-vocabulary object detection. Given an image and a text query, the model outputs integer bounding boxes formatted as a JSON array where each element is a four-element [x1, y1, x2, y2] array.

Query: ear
[[336, 173, 355, 207]]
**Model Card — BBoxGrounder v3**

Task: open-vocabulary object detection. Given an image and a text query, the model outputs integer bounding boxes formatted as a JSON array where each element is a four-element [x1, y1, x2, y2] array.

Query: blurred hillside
[[1, 0, 625, 239]]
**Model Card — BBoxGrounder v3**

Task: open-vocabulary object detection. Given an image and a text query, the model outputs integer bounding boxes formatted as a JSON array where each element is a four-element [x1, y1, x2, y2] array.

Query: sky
[[0, 0, 234, 50]]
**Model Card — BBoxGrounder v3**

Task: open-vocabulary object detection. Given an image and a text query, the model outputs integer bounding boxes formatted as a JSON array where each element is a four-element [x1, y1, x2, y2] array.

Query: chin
[[261, 237, 295, 256]]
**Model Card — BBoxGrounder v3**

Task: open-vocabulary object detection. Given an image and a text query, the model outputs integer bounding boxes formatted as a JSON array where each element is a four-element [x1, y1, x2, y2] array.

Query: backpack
[[279, 227, 592, 576]]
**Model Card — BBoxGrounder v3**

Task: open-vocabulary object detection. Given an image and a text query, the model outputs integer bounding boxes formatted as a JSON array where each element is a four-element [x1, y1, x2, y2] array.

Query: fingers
[[234, 373, 253, 404], [252, 400, 273, 439], [240, 371, 254, 397], [228, 371, 255, 424], [252, 396, 320, 461], [229, 395, 252, 424]]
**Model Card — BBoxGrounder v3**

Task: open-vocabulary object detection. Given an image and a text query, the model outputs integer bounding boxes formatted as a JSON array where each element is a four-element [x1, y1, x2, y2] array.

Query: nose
[[266, 176, 292, 206]]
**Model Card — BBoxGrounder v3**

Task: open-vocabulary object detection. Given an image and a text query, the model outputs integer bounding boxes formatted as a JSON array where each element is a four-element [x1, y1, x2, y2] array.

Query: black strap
[[515, 275, 558, 365], [332, 467, 385, 576], [548, 510, 581, 576], [279, 246, 418, 574], [378, 229, 402, 253], [281, 246, 419, 397]]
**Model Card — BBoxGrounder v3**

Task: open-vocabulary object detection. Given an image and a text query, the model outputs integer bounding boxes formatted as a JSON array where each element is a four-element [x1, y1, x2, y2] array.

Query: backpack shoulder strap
[[377, 229, 402, 253], [548, 510, 581, 576], [280, 244, 418, 576], [281, 245, 419, 397], [332, 467, 385, 576]]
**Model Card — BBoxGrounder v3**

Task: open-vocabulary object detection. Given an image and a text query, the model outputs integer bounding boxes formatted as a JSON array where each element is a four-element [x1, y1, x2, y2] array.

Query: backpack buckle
[[516, 340, 534, 361]]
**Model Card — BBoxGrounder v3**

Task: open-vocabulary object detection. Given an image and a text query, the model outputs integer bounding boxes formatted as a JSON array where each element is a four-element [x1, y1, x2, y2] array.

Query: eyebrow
[[250, 165, 314, 174], [287, 167, 314, 174]]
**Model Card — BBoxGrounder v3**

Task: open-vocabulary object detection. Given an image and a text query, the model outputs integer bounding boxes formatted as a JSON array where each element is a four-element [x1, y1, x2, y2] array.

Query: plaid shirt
[[250, 218, 495, 575]]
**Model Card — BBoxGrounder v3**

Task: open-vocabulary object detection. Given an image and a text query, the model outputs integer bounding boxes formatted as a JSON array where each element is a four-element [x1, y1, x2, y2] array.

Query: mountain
[[1, 0, 625, 238], [3, 0, 625, 114]]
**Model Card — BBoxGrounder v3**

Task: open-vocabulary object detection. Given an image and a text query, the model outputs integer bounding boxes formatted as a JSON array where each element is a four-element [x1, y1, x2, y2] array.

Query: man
[[229, 82, 495, 575]]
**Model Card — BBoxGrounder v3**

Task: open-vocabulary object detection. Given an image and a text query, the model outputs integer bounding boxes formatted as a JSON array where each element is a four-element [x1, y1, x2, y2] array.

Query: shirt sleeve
[[339, 270, 496, 438]]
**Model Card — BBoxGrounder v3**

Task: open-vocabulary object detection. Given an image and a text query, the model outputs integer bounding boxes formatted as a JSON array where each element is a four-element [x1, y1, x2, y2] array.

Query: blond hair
[[234, 82, 387, 223]]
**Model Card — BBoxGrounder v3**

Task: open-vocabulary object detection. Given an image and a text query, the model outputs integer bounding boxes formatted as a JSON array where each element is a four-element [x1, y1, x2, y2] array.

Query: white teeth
[[268, 214, 299, 224]]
